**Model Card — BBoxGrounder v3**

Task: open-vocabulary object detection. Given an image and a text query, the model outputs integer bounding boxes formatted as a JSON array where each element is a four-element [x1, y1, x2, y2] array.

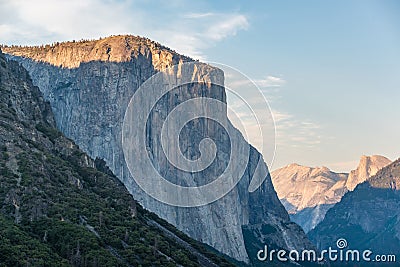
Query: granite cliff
[[3, 35, 313, 264], [0, 49, 236, 266]]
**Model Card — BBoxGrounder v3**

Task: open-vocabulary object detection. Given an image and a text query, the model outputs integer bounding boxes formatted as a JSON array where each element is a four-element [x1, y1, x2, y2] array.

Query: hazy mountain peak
[[273, 164, 340, 183], [345, 154, 392, 191], [272, 164, 347, 210], [272, 155, 392, 233], [288, 162, 301, 167]]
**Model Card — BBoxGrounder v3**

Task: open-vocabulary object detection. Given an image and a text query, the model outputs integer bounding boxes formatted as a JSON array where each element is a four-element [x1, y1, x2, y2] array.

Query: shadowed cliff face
[[0, 50, 238, 267], [3, 35, 313, 263]]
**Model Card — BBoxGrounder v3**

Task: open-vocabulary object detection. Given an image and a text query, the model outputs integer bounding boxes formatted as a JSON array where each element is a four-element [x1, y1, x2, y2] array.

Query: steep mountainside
[[0, 50, 236, 267], [272, 155, 391, 233], [3, 35, 313, 264], [309, 159, 400, 261]]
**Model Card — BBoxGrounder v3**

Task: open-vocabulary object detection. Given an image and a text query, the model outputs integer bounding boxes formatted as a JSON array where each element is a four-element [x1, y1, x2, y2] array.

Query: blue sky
[[1, 0, 399, 171]]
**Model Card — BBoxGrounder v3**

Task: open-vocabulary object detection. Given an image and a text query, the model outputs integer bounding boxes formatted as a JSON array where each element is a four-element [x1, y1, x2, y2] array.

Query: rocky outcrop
[[309, 159, 400, 260], [271, 156, 391, 233], [345, 155, 392, 191], [3, 35, 313, 263]]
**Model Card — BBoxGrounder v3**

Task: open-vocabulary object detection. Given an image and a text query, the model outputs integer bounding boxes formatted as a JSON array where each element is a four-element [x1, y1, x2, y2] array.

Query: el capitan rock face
[[3, 35, 313, 263], [271, 155, 391, 233], [0, 50, 236, 267]]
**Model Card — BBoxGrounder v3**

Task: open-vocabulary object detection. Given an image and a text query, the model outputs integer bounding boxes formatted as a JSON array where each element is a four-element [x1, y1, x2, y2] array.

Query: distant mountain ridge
[[271, 155, 392, 232], [309, 158, 400, 261], [272, 163, 347, 212]]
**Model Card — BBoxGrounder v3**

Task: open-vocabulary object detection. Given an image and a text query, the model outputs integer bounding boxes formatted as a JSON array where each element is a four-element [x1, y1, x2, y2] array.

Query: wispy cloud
[[183, 12, 215, 19], [228, 75, 285, 89], [226, 73, 322, 163], [0, 0, 249, 60], [160, 13, 249, 59], [255, 76, 286, 88], [272, 109, 322, 148], [202, 14, 249, 41], [0, 0, 137, 45]]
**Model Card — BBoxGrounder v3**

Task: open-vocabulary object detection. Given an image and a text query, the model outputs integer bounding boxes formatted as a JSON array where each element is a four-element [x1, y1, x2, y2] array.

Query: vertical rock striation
[[3, 36, 313, 262], [0, 50, 236, 266]]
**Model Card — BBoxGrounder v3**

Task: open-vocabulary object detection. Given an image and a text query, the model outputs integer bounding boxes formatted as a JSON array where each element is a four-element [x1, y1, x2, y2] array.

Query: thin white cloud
[[255, 75, 286, 87], [272, 109, 322, 148], [183, 12, 215, 19], [0, 0, 136, 44], [164, 12, 249, 59], [226, 73, 321, 158], [228, 75, 285, 91], [203, 14, 249, 41], [155, 32, 206, 59]]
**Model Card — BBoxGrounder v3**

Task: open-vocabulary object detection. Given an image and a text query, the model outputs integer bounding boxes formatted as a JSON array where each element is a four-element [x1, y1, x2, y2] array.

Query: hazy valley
[[271, 155, 392, 233]]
